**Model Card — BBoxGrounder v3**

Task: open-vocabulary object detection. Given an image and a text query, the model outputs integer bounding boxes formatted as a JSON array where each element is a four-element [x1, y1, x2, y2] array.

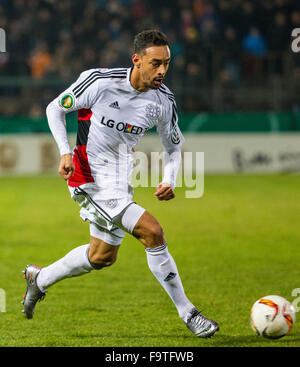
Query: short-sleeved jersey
[[53, 67, 184, 198]]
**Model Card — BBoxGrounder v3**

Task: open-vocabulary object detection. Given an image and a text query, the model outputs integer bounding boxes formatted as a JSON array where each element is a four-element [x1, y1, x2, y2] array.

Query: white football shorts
[[68, 184, 145, 246]]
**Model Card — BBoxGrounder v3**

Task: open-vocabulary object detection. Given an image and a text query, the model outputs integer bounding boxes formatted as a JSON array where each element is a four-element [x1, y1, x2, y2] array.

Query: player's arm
[[46, 69, 99, 180], [154, 151, 182, 201], [46, 102, 74, 180], [155, 98, 184, 201]]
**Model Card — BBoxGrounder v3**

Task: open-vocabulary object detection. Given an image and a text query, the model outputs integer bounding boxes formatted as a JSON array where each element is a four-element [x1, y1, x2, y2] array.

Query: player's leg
[[36, 236, 120, 291], [22, 243, 93, 319], [128, 209, 219, 338], [22, 224, 123, 319], [88, 235, 120, 269], [131, 210, 194, 319]]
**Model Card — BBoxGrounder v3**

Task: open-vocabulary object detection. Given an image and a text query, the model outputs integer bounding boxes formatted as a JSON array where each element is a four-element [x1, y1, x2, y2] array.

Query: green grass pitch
[[0, 174, 300, 347]]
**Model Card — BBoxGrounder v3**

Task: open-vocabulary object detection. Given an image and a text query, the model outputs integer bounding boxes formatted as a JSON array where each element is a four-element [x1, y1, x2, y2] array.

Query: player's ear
[[132, 53, 141, 69]]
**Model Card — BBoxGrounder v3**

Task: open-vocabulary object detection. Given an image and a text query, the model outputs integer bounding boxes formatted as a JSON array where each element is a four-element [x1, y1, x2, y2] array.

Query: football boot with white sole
[[185, 308, 219, 338], [22, 264, 45, 319]]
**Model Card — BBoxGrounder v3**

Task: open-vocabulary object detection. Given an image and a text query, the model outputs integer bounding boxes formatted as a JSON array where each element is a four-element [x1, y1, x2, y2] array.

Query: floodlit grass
[[0, 174, 300, 347]]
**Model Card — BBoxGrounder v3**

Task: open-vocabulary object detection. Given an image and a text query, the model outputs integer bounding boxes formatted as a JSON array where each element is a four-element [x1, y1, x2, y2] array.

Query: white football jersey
[[49, 67, 184, 199]]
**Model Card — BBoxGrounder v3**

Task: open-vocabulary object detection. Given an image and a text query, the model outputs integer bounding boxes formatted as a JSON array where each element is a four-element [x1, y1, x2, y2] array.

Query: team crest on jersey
[[171, 125, 181, 144], [105, 199, 118, 209], [145, 104, 161, 123], [60, 93, 74, 109]]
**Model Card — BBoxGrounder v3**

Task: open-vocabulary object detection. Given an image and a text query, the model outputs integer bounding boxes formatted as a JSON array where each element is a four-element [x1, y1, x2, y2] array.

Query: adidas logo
[[109, 101, 120, 109], [164, 272, 177, 282]]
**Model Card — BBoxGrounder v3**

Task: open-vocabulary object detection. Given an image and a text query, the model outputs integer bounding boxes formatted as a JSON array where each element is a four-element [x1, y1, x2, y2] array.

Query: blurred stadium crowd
[[0, 0, 299, 116]]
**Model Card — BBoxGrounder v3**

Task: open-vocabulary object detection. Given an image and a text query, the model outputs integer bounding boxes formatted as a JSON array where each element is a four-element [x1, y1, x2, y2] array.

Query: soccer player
[[22, 30, 219, 338]]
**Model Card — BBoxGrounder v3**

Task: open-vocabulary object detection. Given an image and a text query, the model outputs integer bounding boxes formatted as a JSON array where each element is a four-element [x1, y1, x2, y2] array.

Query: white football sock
[[37, 244, 94, 292], [146, 244, 194, 322]]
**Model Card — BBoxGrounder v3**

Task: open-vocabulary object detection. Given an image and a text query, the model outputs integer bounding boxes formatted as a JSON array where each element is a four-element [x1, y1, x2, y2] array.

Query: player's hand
[[58, 153, 75, 181], [154, 183, 175, 201]]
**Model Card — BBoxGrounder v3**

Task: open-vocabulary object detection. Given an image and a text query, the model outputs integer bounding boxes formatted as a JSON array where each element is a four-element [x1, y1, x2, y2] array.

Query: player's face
[[134, 45, 171, 90]]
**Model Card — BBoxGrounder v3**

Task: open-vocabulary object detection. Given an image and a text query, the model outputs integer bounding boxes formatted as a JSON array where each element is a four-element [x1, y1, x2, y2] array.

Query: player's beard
[[141, 70, 163, 90]]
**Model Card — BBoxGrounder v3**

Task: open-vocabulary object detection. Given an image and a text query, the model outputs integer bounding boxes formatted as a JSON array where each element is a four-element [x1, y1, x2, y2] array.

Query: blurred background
[[0, 0, 300, 175], [2, 1, 300, 347]]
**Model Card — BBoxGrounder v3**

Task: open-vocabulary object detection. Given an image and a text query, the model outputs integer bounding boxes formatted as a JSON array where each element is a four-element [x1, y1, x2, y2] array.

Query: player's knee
[[133, 212, 165, 248], [144, 223, 165, 248]]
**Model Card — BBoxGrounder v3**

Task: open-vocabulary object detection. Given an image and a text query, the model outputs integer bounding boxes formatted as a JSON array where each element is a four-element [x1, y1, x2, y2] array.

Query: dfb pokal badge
[[145, 104, 161, 123]]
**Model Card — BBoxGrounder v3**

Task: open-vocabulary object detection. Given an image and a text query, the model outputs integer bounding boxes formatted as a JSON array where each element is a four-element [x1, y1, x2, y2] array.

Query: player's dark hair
[[133, 29, 169, 54]]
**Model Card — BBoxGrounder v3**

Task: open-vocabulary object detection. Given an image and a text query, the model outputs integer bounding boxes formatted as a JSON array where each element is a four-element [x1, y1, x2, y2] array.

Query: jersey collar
[[126, 67, 143, 94]]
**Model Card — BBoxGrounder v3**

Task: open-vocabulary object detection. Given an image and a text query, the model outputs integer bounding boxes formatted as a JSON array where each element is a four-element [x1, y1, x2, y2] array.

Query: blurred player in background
[[22, 29, 219, 338]]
